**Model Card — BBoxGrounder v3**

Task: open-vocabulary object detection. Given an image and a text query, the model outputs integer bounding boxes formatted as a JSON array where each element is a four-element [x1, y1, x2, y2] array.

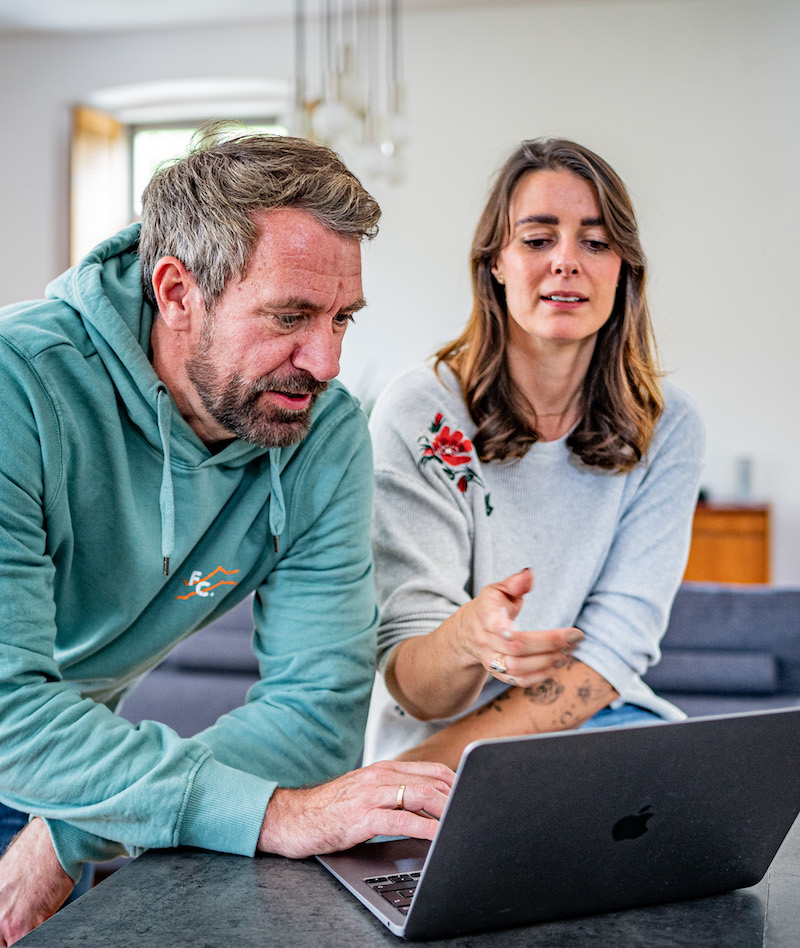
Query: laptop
[[317, 707, 800, 940]]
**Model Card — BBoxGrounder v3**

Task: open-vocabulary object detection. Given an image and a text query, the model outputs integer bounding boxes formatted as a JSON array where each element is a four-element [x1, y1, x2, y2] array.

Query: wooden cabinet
[[683, 503, 770, 584]]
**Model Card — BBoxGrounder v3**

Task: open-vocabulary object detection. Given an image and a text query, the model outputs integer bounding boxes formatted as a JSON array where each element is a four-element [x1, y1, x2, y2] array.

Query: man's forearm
[[0, 818, 74, 946], [395, 658, 618, 770]]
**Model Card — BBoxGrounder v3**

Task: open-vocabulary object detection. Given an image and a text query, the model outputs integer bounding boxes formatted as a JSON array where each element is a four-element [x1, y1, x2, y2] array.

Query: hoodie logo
[[176, 566, 239, 600]]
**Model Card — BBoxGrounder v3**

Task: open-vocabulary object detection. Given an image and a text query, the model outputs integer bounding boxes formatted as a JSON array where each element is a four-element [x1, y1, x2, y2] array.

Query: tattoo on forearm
[[473, 665, 613, 738], [524, 678, 564, 705], [525, 669, 612, 732]]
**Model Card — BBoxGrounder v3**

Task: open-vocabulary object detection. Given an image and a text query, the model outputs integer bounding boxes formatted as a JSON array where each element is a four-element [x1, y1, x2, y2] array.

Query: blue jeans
[[0, 803, 94, 904], [579, 703, 664, 730]]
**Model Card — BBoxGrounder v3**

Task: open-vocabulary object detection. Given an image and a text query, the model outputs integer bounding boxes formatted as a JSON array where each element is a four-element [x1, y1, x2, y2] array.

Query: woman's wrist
[[386, 621, 490, 721], [436, 602, 486, 671]]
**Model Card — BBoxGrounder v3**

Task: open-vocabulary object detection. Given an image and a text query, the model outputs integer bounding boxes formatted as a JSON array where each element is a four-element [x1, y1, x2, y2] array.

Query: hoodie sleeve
[[0, 341, 273, 878], [0, 342, 375, 879]]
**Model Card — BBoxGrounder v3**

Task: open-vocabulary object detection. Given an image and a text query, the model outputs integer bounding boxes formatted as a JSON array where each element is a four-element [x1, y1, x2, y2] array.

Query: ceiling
[[0, 0, 290, 31], [0, 0, 512, 33]]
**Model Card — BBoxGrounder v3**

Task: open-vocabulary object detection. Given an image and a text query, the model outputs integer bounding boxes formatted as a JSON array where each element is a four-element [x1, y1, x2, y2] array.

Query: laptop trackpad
[[326, 835, 429, 876]]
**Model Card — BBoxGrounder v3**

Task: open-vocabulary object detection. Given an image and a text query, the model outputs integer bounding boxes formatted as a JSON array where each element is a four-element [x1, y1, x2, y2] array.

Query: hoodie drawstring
[[154, 389, 285, 569], [268, 448, 286, 553], [156, 388, 175, 576]]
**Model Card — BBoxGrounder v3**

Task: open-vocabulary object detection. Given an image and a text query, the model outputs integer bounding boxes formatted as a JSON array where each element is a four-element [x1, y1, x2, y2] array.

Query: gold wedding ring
[[396, 784, 407, 810], [489, 655, 508, 675]]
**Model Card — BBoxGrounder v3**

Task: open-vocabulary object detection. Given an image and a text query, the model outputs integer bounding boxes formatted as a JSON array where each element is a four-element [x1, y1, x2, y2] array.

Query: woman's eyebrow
[[515, 214, 558, 226], [514, 214, 605, 227]]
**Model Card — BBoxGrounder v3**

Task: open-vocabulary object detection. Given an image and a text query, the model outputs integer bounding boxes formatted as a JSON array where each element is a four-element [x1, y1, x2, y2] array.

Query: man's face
[[184, 208, 365, 448]]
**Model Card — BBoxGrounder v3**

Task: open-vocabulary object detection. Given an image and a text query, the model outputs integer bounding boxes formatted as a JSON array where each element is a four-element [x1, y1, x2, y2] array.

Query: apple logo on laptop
[[612, 805, 653, 841]]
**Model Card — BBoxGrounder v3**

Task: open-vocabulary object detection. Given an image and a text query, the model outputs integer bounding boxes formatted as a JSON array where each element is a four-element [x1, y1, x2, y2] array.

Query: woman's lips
[[541, 293, 588, 309]]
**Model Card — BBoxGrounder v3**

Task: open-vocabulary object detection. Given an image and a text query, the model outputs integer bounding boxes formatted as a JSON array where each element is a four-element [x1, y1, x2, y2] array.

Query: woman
[[362, 138, 704, 770]]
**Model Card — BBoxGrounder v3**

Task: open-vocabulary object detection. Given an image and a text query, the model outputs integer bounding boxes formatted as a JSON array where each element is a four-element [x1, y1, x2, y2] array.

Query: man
[[0, 128, 452, 944]]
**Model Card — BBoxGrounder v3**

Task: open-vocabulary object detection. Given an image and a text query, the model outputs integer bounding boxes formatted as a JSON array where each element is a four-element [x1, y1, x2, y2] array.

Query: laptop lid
[[318, 707, 800, 940]]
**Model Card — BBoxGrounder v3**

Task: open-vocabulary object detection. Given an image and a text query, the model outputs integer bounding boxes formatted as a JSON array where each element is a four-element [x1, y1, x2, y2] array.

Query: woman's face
[[493, 169, 623, 355]]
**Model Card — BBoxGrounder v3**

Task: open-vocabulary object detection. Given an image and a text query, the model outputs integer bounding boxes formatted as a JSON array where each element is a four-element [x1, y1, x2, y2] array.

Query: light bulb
[[312, 100, 359, 142]]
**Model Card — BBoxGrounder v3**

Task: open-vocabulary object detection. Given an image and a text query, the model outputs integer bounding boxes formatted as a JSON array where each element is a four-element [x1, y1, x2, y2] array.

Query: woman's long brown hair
[[436, 138, 663, 472]]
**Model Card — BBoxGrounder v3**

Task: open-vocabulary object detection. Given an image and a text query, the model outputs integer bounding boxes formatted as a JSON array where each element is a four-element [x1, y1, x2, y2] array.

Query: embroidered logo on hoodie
[[176, 567, 239, 600]]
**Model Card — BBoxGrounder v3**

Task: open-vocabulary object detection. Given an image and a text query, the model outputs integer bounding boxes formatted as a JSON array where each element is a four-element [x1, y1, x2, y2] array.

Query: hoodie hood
[[45, 223, 288, 570]]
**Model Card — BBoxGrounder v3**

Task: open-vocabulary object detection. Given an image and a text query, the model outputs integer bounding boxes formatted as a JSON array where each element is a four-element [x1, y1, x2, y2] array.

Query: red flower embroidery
[[418, 412, 492, 516], [423, 426, 473, 467]]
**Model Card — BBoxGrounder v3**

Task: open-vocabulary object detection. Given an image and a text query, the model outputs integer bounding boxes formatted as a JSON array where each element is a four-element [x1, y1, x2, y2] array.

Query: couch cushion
[[644, 649, 779, 694], [666, 584, 800, 652]]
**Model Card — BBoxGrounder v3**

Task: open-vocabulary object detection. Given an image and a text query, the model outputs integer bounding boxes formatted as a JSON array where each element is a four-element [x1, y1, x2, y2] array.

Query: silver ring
[[489, 656, 507, 675], [396, 784, 406, 810]]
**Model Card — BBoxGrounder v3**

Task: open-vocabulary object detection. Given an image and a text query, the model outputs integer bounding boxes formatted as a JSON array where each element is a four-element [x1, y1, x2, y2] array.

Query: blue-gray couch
[[119, 582, 800, 735], [643, 582, 800, 717]]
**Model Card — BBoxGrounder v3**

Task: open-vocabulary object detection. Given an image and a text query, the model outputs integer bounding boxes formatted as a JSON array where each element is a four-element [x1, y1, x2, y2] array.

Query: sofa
[[119, 582, 800, 735], [643, 582, 800, 717]]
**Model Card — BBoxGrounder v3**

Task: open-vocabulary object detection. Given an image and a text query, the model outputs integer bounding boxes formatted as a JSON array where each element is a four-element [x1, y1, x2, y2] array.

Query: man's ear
[[151, 257, 203, 332]]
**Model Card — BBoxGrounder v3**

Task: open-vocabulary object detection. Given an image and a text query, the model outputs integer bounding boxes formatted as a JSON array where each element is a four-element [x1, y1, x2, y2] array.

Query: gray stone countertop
[[19, 814, 800, 947]]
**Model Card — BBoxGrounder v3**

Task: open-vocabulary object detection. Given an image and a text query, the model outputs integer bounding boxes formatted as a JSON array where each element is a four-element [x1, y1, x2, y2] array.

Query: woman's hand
[[451, 568, 583, 688], [385, 568, 583, 721]]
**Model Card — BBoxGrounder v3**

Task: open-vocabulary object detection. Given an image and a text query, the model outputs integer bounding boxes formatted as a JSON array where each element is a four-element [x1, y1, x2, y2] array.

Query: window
[[70, 106, 129, 265], [69, 79, 291, 263], [130, 121, 287, 217]]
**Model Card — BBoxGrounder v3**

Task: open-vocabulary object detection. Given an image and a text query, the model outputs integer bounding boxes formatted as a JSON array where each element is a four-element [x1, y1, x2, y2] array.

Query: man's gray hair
[[139, 123, 381, 310]]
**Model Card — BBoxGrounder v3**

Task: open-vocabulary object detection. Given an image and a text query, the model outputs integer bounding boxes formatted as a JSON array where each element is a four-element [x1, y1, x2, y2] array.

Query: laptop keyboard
[[364, 871, 422, 915]]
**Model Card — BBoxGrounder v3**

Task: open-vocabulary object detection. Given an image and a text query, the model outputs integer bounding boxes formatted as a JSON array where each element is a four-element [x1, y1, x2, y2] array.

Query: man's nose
[[290, 324, 342, 382]]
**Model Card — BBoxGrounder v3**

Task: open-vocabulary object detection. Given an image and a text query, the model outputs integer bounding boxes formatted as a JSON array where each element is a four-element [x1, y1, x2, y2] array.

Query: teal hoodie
[[0, 224, 378, 878]]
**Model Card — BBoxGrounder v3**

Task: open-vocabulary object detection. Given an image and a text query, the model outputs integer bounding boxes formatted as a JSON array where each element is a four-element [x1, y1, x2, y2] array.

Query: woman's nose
[[553, 257, 579, 276], [551, 238, 580, 276]]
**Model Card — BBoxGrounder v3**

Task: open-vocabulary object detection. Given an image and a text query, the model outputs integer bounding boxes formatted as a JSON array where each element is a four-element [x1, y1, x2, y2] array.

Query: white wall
[[1, 0, 798, 580]]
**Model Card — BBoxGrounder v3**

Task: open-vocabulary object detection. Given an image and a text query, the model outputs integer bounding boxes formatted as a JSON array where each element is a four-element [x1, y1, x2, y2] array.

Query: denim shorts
[[579, 703, 664, 730]]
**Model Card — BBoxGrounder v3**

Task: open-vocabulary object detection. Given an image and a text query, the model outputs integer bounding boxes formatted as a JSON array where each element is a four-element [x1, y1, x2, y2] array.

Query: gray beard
[[185, 354, 328, 449]]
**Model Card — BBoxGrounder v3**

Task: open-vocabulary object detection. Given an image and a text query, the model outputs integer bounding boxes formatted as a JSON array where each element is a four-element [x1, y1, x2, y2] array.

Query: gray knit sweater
[[362, 363, 705, 763]]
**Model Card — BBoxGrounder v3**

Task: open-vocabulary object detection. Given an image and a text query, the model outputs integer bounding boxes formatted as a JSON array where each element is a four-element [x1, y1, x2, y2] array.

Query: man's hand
[[257, 760, 455, 859], [0, 817, 74, 946]]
